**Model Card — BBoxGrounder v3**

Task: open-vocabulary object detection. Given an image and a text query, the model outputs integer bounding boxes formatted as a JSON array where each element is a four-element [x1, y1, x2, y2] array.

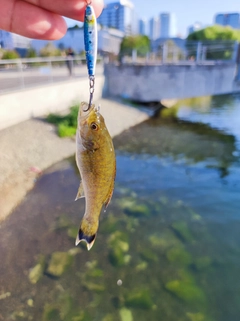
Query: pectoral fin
[[75, 182, 85, 201]]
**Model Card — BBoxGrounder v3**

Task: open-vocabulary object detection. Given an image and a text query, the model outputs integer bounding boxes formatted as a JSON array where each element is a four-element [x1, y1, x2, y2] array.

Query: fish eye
[[90, 122, 98, 130]]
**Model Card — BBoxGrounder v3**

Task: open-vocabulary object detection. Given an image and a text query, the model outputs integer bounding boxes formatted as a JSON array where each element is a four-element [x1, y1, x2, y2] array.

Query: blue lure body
[[84, 5, 98, 77]]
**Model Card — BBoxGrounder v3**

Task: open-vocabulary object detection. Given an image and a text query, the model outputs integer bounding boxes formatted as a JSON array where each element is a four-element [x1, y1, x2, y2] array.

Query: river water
[[1, 94, 240, 321]]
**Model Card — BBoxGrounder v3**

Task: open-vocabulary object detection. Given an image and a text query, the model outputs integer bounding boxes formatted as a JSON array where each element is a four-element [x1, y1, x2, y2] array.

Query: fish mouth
[[79, 102, 99, 118]]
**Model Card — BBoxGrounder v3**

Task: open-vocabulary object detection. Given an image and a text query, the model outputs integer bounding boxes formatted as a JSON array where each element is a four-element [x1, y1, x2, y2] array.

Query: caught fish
[[75, 102, 116, 250]]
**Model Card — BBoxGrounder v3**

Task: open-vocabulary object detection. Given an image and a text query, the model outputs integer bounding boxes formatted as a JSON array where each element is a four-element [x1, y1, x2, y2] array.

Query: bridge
[[104, 61, 240, 103], [1, 49, 240, 130]]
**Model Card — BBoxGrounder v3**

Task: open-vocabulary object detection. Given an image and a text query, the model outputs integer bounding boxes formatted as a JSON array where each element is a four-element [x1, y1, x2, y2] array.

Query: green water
[[1, 94, 240, 321]]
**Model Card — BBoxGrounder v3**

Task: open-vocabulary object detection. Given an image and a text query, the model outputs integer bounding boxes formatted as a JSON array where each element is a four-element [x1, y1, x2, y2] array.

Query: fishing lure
[[84, 1, 98, 110]]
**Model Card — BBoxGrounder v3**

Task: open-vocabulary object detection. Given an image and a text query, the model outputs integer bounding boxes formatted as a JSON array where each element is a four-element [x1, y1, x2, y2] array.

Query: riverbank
[[0, 98, 148, 222]]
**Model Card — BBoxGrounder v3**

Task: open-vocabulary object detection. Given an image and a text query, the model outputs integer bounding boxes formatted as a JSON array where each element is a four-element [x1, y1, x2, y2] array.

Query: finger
[[0, 0, 104, 40], [1, 0, 67, 39], [25, 0, 104, 21]]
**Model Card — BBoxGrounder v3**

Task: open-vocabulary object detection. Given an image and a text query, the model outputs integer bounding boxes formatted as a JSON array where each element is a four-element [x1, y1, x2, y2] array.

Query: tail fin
[[75, 228, 96, 250]]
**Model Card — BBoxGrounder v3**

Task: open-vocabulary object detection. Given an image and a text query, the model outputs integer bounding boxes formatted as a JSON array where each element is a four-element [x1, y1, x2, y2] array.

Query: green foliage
[[165, 270, 206, 306], [1, 50, 20, 60], [187, 25, 240, 60], [120, 35, 150, 57], [187, 24, 240, 41], [125, 289, 153, 309], [58, 124, 76, 138], [25, 47, 37, 58], [40, 42, 62, 57], [46, 104, 79, 137], [68, 24, 82, 30]]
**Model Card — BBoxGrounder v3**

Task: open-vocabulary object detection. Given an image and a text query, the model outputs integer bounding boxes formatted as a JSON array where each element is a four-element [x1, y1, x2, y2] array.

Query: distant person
[[66, 47, 75, 76], [0, 0, 103, 40]]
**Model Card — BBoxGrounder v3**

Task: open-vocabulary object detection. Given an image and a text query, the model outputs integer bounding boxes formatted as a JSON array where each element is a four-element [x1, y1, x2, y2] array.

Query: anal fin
[[75, 181, 85, 201]]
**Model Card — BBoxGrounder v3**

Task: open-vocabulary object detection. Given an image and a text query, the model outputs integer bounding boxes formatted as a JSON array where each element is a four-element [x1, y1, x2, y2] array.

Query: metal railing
[[0, 56, 102, 94], [120, 41, 239, 65]]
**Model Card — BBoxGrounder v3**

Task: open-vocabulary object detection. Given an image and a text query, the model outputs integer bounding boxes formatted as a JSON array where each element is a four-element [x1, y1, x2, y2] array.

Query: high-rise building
[[188, 22, 202, 35], [0, 30, 13, 49], [159, 13, 177, 38], [215, 13, 240, 29], [97, 0, 136, 35], [149, 17, 159, 40], [139, 19, 147, 36]]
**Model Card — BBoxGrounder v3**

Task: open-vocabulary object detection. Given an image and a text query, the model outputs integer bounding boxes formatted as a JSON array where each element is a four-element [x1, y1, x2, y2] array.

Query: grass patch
[[46, 103, 79, 137]]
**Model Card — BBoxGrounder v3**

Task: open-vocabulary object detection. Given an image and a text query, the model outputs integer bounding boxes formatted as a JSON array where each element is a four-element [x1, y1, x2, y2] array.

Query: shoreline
[[0, 98, 148, 222]]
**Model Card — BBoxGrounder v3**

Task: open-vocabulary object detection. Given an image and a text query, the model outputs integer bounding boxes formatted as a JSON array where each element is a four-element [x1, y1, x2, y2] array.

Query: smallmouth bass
[[75, 102, 116, 250]]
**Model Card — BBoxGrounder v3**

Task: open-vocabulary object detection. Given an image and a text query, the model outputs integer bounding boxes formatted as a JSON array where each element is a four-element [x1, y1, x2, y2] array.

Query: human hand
[[0, 0, 104, 40]]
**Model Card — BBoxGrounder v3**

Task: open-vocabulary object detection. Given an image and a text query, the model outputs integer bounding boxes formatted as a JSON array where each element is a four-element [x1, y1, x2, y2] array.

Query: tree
[[119, 35, 150, 57], [1, 50, 20, 60], [25, 47, 37, 58], [187, 25, 240, 42], [187, 25, 240, 60], [40, 43, 62, 57]]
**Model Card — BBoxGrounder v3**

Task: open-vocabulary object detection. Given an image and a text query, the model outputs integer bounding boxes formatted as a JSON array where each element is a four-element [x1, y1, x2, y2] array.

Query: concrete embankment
[[104, 63, 240, 102], [0, 74, 104, 131], [0, 98, 148, 222]]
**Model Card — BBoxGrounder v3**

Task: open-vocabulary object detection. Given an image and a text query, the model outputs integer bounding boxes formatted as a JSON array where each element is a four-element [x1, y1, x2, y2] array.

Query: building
[[0, 30, 13, 49], [149, 17, 159, 40], [0, 30, 31, 56], [188, 22, 202, 35], [159, 13, 177, 38], [215, 13, 240, 29], [97, 0, 136, 35], [139, 18, 147, 36], [31, 26, 124, 55]]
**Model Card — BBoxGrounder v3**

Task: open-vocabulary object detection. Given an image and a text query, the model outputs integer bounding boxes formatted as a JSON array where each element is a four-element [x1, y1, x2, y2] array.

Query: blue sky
[[65, 0, 240, 37]]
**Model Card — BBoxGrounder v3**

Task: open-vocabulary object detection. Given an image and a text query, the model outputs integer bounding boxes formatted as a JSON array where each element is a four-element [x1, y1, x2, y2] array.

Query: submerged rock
[[135, 261, 148, 271], [166, 246, 193, 265], [189, 210, 202, 222], [186, 312, 206, 321], [119, 198, 150, 217], [68, 248, 81, 256], [102, 314, 115, 321], [171, 221, 194, 243], [46, 252, 73, 277], [52, 214, 72, 230], [109, 247, 131, 267], [119, 308, 133, 321], [149, 230, 181, 252], [67, 226, 79, 239], [42, 304, 60, 321], [28, 255, 46, 284], [125, 289, 153, 309], [194, 256, 212, 270], [108, 231, 130, 267], [82, 281, 105, 292], [101, 213, 120, 234], [139, 248, 158, 263], [165, 271, 206, 304]]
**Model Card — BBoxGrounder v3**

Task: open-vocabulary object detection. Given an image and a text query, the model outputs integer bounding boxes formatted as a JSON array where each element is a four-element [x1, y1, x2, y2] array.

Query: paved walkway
[[0, 98, 148, 221]]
